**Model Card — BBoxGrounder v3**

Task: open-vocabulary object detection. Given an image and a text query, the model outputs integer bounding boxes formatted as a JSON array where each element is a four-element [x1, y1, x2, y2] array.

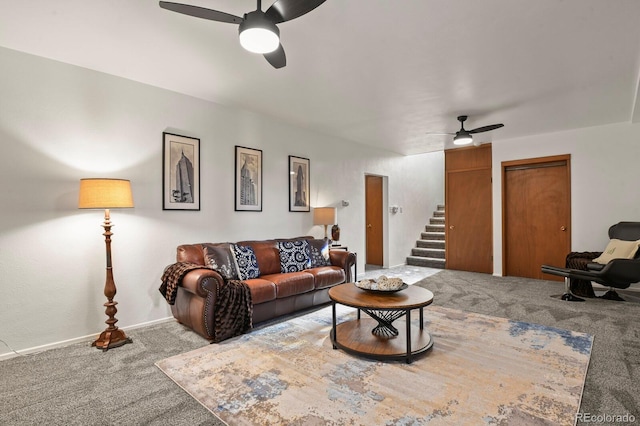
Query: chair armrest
[[541, 264, 601, 281], [542, 259, 640, 288], [599, 258, 640, 286], [586, 262, 605, 271]]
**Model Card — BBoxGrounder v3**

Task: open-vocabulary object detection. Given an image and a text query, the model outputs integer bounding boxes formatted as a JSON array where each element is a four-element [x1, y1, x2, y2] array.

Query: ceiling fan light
[[453, 133, 473, 146], [239, 12, 280, 54]]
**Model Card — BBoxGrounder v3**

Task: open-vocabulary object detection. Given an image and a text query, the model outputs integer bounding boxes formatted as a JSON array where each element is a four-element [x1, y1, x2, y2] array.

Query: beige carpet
[[156, 304, 592, 425]]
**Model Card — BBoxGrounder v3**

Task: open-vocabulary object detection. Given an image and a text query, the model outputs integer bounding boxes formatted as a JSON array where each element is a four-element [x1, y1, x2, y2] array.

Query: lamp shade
[[78, 178, 134, 209], [313, 207, 337, 226]]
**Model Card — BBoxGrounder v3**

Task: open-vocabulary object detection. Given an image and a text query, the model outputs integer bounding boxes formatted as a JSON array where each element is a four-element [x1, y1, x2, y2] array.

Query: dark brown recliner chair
[[541, 222, 640, 301]]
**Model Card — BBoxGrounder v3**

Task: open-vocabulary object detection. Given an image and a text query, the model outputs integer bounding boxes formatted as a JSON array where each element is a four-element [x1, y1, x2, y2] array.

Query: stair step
[[406, 256, 445, 269], [416, 239, 445, 249], [425, 224, 445, 233], [409, 204, 446, 269], [421, 232, 444, 240], [411, 247, 445, 259]]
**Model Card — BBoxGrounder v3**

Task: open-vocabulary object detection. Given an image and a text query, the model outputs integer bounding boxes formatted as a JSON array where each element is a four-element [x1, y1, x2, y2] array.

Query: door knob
[[367, 224, 372, 228], [449, 225, 454, 230], [561, 226, 566, 231]]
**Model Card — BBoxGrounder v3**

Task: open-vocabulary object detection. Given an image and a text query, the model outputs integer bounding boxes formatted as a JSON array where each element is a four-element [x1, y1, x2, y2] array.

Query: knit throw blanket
[[566, 251, 601, 298], [160, 262, 210, 305], [214, 279, 253, 343], [159, 262, 253, 342]]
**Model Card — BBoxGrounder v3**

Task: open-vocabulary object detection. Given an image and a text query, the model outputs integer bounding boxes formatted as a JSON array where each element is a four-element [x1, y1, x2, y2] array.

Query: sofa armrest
[[181, 268, 225, 298], [329, 250, 357, 282], [169, 267, 226, 341]]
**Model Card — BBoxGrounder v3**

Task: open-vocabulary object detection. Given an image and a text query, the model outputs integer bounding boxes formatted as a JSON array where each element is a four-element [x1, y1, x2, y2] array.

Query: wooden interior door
[[445, 145, 493, 273], [447, 169, 493, 273], [365, 175, 383, 266], [503, 156, 571, 280]]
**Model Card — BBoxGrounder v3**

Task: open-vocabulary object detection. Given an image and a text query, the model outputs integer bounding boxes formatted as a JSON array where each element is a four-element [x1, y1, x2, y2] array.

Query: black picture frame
[[289, 156, 310, 212], [162, 132, 200, 211], [235, 146, 263, 212]]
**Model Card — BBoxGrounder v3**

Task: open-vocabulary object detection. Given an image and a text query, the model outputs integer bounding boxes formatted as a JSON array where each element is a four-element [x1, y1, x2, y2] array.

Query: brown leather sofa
[[169, 237, 356, 340]]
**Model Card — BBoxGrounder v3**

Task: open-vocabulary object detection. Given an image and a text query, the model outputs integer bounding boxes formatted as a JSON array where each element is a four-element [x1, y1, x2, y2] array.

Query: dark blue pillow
[[278, 240, 310, 273], [231, 244, 260, 280]]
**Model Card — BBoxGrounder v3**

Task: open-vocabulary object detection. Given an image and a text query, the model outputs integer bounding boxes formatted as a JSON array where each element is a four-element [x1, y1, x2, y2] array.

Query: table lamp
[[78, 178, 134, 351], [313, 207, 337, 239]]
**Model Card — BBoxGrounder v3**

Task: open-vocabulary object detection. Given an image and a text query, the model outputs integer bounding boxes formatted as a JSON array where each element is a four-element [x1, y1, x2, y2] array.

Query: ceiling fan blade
[[264, 44, 286, 69], [468, 123, 504, 134], [265, 0, 326, 24], [159, 2, 243, 24]]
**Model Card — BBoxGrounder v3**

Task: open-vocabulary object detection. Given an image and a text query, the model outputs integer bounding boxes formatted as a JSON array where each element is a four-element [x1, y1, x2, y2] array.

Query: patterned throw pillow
[[278, 240, 311, 273], [306, 239, 331, 268], [230, 244, 261, 280], [204, 244, 239, 280]]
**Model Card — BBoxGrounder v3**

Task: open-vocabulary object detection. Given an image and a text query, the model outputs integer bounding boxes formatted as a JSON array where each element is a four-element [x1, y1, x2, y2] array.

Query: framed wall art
[[289, 156, 310, 212], [235, 146, 263, 211], [163, 132, 200, 211]]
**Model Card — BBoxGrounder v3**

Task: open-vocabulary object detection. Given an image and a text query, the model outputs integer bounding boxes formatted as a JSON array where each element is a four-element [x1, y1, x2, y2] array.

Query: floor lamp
[[78, 178, 134, 351]]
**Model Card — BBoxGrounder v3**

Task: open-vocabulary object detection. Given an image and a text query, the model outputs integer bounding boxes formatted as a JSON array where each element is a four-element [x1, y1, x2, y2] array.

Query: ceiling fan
[[428, 115, 504, 145], [159, 0, 326, 69]]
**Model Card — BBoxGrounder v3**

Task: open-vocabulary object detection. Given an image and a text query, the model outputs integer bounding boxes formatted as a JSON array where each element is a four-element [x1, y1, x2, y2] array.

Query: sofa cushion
[[231, 244, 261, 280], [306, 238, 331, 267], [176, 244, 207, 264], [261, 272, 315, 298], [592, 238, 640, 264], [305, 266, 346, 289], [204, 243, 238, 280], [242, 278, 277, 304], [277, 240, 310, 272]]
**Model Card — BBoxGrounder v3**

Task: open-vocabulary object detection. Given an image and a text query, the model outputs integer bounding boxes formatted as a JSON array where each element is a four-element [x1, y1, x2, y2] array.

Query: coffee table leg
[[332, 302, 337, 349], [420, 307, 424, 330], [406, 309, 412, 364]]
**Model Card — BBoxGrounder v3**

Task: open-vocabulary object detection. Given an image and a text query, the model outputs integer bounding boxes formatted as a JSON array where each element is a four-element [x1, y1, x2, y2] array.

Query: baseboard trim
[[0, 316, 175, 361]]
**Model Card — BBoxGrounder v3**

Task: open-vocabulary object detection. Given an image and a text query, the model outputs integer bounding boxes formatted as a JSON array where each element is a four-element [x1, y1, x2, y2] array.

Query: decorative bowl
[[355, 282, 408, 294]]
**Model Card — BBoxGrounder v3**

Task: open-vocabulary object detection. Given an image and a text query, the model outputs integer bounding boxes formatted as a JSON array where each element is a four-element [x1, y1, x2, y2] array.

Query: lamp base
[[92, 328, 133, 351]]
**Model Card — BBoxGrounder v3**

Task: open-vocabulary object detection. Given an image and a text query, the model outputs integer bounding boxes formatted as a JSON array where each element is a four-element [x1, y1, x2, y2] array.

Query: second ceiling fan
[[159, 0, 326, 69], [428, 115, 504, 146]]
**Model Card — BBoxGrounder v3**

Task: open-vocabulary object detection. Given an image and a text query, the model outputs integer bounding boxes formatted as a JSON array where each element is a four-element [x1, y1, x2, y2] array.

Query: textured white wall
[[0, 47, 444, 356], [492, 122, 640, 275]]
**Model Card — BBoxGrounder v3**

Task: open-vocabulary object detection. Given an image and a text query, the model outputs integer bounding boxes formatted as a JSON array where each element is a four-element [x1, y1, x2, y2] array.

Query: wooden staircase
[[406, 204, 445, 269]]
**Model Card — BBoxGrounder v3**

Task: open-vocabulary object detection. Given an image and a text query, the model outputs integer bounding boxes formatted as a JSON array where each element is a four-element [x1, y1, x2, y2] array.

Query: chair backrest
[[608, 222, 640, 260], [608, 222, 640, 241]]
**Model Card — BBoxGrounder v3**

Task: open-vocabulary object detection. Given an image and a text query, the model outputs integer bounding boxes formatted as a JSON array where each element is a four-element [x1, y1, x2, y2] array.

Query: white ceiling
[[2, 0, 640, 155]]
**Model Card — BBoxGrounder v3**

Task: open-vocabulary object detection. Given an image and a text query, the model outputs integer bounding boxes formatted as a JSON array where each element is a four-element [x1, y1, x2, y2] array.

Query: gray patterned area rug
[[156, 304, 592, 425]]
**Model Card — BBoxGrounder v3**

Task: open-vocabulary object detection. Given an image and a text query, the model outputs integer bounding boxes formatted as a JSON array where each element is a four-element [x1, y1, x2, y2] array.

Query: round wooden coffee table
[[328, 283, 434, 364]]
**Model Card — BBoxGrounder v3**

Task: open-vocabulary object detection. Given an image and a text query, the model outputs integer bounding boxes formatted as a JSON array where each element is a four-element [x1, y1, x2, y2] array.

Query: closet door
[[445, 145, 493, 273], [503, 156, 571, 280]]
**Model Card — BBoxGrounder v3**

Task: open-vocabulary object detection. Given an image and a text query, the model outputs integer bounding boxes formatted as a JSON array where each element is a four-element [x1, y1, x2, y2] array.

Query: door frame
[[364, 173, 389, 268], [501, 154, 571, 277]]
